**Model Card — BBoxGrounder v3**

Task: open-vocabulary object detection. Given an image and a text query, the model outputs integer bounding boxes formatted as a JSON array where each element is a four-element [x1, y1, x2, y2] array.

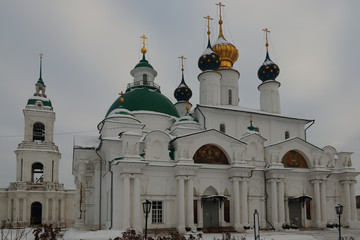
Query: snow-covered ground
[[1, 228, 359, 240]]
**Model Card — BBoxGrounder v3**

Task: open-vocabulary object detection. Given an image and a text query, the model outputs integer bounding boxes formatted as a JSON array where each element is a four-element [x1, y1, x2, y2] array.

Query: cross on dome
[[140, 34, 148, 54]]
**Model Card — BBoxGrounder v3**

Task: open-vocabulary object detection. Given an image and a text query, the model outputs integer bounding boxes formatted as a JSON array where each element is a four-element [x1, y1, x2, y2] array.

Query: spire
[[37, 53, 44, 85], [174, 56, 192, 102], [216, 2, 225, 38]]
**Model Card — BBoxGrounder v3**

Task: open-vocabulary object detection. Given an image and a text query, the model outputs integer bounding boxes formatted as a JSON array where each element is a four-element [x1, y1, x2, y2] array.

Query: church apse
[[281, 150, 309, 168], [193, 144, 229, 164]]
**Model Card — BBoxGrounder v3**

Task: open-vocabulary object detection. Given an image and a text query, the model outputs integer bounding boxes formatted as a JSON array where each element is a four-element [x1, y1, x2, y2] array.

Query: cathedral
[[72, 4, 359, 232], [0, 55, 75, 228]]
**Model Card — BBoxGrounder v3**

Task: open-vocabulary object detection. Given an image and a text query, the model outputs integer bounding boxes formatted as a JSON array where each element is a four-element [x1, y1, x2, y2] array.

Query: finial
[[216, 2, 225, 37], [262, 28, 271, 52], [140, 35, 148, 54], [186, 100, 190, 112], [247, 114, 256, 131], [119, 91, 125, 103], [204, 15, 213, 41], [178, 55, 186, 73]]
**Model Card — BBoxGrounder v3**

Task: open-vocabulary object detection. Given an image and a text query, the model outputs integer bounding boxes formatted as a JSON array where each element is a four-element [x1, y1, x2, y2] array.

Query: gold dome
[[212, 35, 239, 68], [212, 16, 238, 68]]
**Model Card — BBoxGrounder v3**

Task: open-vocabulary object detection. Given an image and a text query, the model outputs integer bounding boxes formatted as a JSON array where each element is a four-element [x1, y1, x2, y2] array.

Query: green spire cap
[[134, 53, 154, 69]]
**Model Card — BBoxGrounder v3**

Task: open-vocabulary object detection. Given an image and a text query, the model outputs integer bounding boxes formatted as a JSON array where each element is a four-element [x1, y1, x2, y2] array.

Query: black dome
[[198, 41, 221, 71], [174, 74, 192, 102], [257, 52, 280, 82]]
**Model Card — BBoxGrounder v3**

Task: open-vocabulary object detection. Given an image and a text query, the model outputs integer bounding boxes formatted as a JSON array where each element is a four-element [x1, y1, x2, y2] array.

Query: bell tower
[[15, 54, 60, 184]]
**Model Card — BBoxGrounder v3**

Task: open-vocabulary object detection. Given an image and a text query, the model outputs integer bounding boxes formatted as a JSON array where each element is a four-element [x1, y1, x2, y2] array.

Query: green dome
[[134, 54, 153, 69], [106, 87, 179, 118]]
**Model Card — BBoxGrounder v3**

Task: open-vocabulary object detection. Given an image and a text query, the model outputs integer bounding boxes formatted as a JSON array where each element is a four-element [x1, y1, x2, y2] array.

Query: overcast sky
[[0, 0, 359, 194]]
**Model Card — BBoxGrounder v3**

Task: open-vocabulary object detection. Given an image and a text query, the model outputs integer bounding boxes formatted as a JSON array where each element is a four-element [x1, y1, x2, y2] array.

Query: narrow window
[[151, 201, 163, 223], [21, 159, 23, 181], [33, 122, 45, 142], [32, 162, 44, 183], [220, 123, 225, 133], [285, 131, 290, 139], [143, 74, 148, 85], [228, 89, 232, 105], [194, 200, 198, 224], [224, 199, 230, 222], [52, 160, 54, 182]]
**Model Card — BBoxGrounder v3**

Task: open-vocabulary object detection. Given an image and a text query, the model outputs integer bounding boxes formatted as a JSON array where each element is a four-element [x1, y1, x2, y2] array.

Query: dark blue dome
[[198, 40, 221, 71], [257, 52, 280, 82], [174, 74, 192, 102]]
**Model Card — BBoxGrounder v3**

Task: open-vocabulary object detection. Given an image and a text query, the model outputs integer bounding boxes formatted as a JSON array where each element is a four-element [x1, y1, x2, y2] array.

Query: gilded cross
[[216, 2, 225, 20], [263, 28, 270, 48], [204, 15, 214, 38], [140, 35, 147, 49], [178, 56, 186, 72]]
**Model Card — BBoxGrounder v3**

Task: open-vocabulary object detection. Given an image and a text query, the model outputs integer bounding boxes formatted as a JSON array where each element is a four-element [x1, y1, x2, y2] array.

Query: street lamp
[[142, 199, 152, 240], [335, 204, 343, 240]]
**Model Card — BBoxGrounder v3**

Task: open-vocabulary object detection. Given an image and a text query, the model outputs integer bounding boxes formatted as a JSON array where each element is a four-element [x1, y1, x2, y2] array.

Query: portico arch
[[193, 144, 229, 164], [281, 150, 309, 168]]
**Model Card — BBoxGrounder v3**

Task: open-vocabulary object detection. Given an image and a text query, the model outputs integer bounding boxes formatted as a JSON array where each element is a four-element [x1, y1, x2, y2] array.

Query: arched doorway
[[30, 202, 42, 225], [202, 186, 223, 228]]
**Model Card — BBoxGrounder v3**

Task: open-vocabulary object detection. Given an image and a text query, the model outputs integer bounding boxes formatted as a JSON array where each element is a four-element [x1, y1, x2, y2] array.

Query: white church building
[[72, 7, 359, 232], [0, 56, 75, 228]]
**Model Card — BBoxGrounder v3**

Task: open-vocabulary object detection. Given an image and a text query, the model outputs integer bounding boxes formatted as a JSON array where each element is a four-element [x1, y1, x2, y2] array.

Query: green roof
[[106, 87, 179, 118], [27, 98, 53, 108]]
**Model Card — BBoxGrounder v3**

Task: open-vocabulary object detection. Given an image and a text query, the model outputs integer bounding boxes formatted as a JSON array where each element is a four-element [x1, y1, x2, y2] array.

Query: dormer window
[[33, 122, 45, 142]]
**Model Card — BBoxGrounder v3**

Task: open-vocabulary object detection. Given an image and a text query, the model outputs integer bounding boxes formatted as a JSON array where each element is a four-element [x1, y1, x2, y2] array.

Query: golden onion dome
[[212, 19, 238, 68]]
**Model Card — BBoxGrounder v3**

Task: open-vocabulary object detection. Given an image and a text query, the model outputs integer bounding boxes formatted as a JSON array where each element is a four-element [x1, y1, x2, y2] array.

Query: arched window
[[32, 162, 44, 183], [285, 131, 290, 139], [33, 122, 45, 142], [143, 74, 148, 85], [228, 89, 232, 105], [219, 123, 225, 133]]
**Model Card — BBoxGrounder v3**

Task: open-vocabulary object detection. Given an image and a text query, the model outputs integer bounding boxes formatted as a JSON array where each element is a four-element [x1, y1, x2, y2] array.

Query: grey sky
[[0, 0, 359, 194]]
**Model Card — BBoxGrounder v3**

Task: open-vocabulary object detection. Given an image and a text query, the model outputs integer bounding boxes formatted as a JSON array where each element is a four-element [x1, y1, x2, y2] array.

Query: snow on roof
[[74, 135, 100, 149]]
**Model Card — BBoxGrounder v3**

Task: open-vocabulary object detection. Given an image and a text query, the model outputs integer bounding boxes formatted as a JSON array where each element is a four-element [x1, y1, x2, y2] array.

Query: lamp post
[[335, 204, 343, 240], [142, 200, 152, 240]]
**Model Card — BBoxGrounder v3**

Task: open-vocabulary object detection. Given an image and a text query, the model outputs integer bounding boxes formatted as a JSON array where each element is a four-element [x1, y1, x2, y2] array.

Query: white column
[[177, 177, 185, 231], [270, 180, 278, 224], [44, 198, 49, 222], [133, 177, 141, 230], [320, 181, 327, 222], [15, 198, 19, 222], [7, 198, 12, 221], [277, 181, 285, 224], [187, 178, 194, 229], [240, 179, 248, 225], [350, 181, 357, 221], [60, 198, 65, 222], [52, 198, 56, 221], [22, 198, 27, 222], [313, 180, 321, 226], [197, 199, 203, 228], [343, 181, 351, 225], [233, 178, 241, 230], [122, 176, 130, 229]]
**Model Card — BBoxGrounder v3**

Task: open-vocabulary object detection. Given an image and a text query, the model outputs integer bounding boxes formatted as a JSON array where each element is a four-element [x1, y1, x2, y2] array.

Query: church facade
[[72, 7, 359, 232], [0, 56, 75, 228]]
